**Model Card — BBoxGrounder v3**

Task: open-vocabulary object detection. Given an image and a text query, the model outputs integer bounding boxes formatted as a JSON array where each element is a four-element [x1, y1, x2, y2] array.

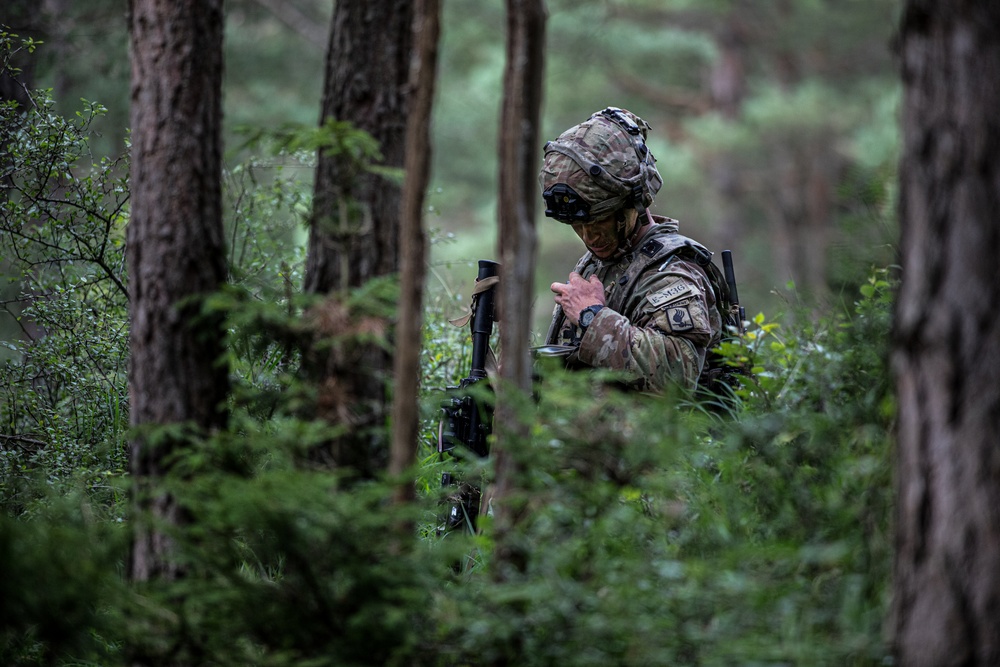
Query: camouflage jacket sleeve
[[572, 258, 719, 392]]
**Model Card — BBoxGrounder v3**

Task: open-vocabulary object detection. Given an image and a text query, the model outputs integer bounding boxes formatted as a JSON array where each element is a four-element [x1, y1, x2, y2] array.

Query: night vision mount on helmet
[[541, 106, 664, 224]]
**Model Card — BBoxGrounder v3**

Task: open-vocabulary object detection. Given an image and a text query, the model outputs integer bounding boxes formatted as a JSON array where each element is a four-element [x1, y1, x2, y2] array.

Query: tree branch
[[248, 0, 327, 51], [0, 433, 47, 451]]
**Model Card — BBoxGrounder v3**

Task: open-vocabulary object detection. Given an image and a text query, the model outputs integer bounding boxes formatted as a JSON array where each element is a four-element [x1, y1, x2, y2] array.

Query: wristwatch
[[578, 304, 605, 331]]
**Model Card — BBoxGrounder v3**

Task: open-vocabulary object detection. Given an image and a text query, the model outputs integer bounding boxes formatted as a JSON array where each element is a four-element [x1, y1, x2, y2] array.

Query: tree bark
[[389, 0, 440, 503], [304, 0, 413, 477], [892, 2, 1000, 665], [490, 0, 546, 580], [127, 0, 228, 582], [306, 0, 412, 292]]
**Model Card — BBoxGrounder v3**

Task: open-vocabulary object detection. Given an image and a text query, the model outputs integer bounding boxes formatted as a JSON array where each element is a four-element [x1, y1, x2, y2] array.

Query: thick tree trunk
[[490, 0, 546, 580], [709, 19, 746, 120], [127, 0, 228, 582], [389, 0, 439, 502], [305, 0, 413, 477], [892, 2, 1000, 665], [306, 0, 412, 291]]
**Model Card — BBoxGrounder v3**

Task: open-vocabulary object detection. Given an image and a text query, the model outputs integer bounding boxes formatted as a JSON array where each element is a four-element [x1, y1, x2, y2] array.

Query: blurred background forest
[[7, 0, 900, 333]]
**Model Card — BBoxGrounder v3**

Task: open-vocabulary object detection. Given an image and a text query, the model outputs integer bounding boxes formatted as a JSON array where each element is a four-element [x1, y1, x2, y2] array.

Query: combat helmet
[[539, 107, 663, 224]]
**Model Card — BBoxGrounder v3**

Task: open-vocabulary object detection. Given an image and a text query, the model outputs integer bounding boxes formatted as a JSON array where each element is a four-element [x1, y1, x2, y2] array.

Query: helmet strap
[[604, 208, 646, 262]]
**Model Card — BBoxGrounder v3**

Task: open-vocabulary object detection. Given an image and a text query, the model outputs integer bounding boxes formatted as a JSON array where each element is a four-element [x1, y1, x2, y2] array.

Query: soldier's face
[[572, 215, 619, 259], [572, 207, 641, 259]]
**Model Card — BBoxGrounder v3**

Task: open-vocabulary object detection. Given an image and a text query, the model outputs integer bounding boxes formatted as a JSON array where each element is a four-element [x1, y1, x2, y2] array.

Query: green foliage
[[237, 118, 404, 186], [0, 70, 321, 514], [0, 76, 130, 515], [667, 278, 894, 665], [119, 432, 441, 667], [0, 488, 127, 666], [430, 272, 894, 666], [1, 31, 897, 667]]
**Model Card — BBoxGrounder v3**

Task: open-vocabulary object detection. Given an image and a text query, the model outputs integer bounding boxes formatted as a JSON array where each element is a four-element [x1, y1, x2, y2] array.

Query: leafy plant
[[0, 62, 131, 514]]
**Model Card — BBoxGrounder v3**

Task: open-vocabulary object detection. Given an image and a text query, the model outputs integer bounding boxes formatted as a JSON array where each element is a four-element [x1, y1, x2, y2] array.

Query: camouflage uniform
[[545, 216, 721, 392]]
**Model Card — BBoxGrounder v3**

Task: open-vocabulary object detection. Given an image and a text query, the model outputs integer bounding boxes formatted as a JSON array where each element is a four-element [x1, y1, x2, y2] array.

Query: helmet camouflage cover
[[540, 107, 663, 224]]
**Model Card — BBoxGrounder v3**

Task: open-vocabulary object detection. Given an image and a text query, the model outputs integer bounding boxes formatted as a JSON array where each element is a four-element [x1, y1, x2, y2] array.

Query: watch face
[[580, 309, 596, 327]]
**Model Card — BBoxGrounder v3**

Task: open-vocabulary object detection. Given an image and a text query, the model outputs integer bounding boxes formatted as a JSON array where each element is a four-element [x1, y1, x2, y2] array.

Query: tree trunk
[[304, 0, 413, 477], [892, 2, 1000, 665], [490, 0, 546, 580], [306, 0, 412, 291], [389, 0, 440, 503], [127, 0, 228, 582]]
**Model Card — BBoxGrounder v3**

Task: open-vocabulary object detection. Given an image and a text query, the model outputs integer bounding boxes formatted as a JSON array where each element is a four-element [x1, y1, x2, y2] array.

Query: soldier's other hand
[[550, 272, 605, 325]]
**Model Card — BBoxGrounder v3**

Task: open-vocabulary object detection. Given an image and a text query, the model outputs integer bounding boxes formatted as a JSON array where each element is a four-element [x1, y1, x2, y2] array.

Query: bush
[[428, 275, 892, 667], [0, 75, 131, 516]]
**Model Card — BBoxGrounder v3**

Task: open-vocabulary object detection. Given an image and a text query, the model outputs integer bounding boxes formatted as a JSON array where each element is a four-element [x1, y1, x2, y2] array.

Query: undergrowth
[[0, 36, 894, 666]]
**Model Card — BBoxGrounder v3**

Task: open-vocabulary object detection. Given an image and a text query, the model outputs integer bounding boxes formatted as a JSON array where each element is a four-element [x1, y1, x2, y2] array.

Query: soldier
[[541, 107, 724, 393]]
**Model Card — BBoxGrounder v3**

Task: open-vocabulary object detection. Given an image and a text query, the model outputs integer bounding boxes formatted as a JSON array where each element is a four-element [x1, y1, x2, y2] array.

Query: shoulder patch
[[639, 239, 663, 257], [665, 305, 694, 332], [646, 280, 697, 308]]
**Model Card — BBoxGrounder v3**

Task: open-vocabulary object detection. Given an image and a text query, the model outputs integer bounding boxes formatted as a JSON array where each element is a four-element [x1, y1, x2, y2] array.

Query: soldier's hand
[[550, 272, 605, 325]]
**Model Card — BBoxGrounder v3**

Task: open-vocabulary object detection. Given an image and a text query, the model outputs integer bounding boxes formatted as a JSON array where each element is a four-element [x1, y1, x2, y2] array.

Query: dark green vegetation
[[1, 1, 899, 663], [2, 73, 893, 667]]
